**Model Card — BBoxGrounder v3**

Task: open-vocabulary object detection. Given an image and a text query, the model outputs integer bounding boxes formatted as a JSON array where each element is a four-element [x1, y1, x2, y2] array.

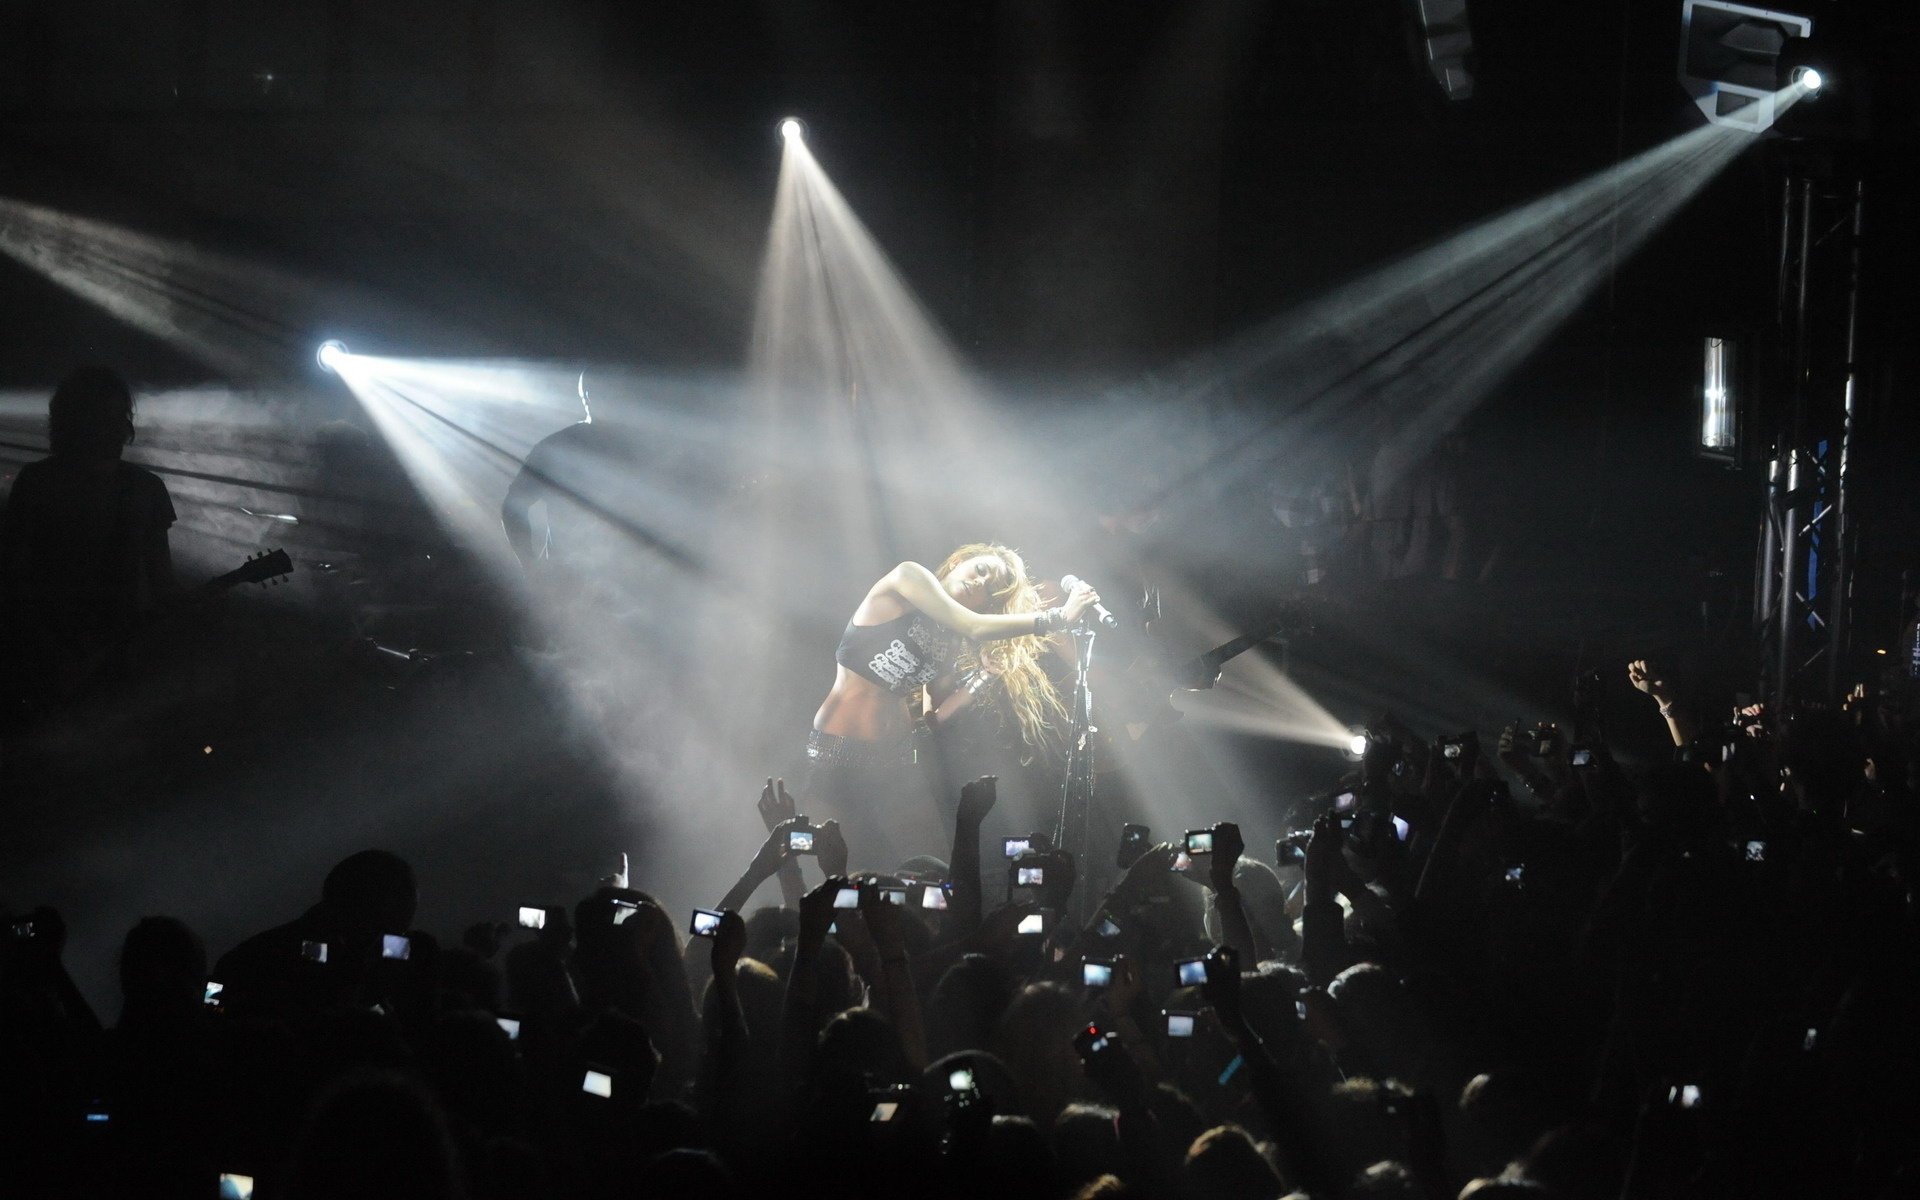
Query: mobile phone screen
[[1082, 962, 1113, 987], [689, 908, 723, 938], [921, 885, 949, 910], [1165, 1012, 1195, 1037], [517, 906, 546, 930], [381, 934, 410, 960], [1004, 837, 1032, 858], [1176, 958, 1206, 987], [833, 887, 862, 910], [1017, 913, 1045, 935], [582, 1069, 613, 1098]]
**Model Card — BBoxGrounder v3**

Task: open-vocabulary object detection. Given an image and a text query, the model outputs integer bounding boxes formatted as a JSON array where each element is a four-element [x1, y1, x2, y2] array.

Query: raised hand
[[750, 816, 809, 878], [1200, 944, 1244, 1029], [1627, 659, 1670, 703], [799, 876, 849, 949], [859, 881, 906, 952], [711, 910, 747, 975], [757, 777, 797, 833], [1206, 822, 1245, 892], [958, 775, 1000, 829], [600, 852, 630, 890], [1303, 814, 1346, 893], [815, 819, 849, 878]]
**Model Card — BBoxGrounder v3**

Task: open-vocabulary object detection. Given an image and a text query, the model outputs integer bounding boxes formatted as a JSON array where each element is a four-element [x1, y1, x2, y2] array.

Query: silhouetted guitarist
[[1, 367, 178, 708]]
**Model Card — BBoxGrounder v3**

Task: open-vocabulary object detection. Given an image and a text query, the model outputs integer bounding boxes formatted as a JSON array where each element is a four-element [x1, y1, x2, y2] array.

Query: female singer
[[805, 543, 1098, 866]]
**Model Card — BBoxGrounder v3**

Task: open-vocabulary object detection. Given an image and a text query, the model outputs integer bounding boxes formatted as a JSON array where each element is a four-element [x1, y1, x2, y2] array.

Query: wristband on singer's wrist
[[1034, 606, 1066, 635]]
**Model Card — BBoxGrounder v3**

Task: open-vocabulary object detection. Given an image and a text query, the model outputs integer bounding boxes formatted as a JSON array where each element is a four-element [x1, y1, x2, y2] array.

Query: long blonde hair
[[936, 542, 1069, 761]]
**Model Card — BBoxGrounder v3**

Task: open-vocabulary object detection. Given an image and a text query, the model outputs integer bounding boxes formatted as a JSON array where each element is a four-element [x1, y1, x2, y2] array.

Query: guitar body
[[1, 549, 291, 730]]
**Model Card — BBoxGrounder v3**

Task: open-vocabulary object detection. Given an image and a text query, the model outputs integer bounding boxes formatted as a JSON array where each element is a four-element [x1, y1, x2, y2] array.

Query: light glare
[[316, 339, 348, 372], [1795, 66, 1823, 92]]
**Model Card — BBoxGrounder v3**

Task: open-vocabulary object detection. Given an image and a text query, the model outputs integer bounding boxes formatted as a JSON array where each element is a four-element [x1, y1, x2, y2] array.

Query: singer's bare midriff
[[811, 665, 911, 741]]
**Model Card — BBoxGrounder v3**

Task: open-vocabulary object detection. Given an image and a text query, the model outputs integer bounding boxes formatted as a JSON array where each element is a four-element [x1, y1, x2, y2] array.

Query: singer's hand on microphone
[[1062, 581, 1101, 626]]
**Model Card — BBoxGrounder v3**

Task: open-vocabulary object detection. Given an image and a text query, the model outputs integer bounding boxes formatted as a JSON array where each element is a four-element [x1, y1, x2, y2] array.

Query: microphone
[[1059, 574, 1119, 631]]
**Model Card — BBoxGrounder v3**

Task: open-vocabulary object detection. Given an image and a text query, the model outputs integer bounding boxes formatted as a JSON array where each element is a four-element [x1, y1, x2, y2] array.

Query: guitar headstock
[[214, 548, 294, 591]]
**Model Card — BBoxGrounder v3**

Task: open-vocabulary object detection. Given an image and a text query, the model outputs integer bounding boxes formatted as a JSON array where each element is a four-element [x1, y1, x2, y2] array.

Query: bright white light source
[[1794, 67, 1823, 92], [779, 117, 803, 140], [1347, 731, 1370, 758], [316, 340, 348, 373]]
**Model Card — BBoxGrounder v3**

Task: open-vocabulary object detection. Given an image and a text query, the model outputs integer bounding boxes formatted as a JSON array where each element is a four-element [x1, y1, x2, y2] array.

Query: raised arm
[[882, 561, 1096, 643]]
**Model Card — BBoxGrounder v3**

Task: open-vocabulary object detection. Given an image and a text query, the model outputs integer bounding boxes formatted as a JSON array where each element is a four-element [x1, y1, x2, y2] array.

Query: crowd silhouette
[[4, 655, 1917, 1199]]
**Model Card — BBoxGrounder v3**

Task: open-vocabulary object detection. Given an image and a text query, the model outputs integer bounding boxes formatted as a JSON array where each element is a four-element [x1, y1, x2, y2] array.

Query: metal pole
[[1825, 178, 1866, 698], [1773, 175, 1814, 717]]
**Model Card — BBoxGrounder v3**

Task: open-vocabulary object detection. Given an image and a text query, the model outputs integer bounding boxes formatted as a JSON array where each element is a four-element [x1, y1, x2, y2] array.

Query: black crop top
[[836, 612, 961, 695]]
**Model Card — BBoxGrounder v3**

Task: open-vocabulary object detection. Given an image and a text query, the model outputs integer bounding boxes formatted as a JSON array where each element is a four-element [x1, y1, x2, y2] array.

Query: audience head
[[322, 850, 418, 939], [118, 915, 206, 1025]]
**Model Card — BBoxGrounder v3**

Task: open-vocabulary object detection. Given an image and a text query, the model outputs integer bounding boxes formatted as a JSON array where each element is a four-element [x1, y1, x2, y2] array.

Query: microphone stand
[[1053, 624, 1097, 927]]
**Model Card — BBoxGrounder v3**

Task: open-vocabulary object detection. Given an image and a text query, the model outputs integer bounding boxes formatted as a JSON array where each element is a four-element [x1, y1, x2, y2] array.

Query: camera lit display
[[1176, 958, 1206, 987]]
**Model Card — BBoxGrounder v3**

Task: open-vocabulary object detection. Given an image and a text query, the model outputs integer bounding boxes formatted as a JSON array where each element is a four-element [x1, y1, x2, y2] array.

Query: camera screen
[[1744, 840, 1766, 862], [1670, 1083, 1702, 1108], [301, 941, 328, 964], [949, 1067, 975, 1092], [1332, 791, 1358, 813], [518, 906, 546, 930], [1096, 916, 1121, 938], [382, 934, 410, 961], [787, 829, 814, 852], [1442, 742, 1463, 759], [921, 885, 949, 910], [1170, 851, 1193, 872], [582, 1070, 614, 1098], [1391, 816, 1410, 842], [496, 1016, 521, 1041], [1570, 747, 1593, 767], [1165, 1012, 1195, 1038], [1003, 837, 1031, 858], [1017, 866, 1045, 886], [833, 887, 862, 910], [1017, 913, 1045, 935], [1176, 958, 1207, 987], [880, 887, 908, 906], [1185, 830, 1214, 854], [219, 1173, 256, 1200], [689, 908, 723, 937], [1082, 962, 1113, 987], [870, 1101, 900, 1122], [1336, 813, 1357, 830], [203, 981, 224, 1007]]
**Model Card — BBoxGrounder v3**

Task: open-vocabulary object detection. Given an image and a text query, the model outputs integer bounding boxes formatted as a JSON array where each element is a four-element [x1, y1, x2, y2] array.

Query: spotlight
[[316, 339, 348, 373], [778, 117, 805, 142], [1677, 0, 1814, 132], [1346, 730, 1371, 759], [1794, 65, 1823, 91]]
